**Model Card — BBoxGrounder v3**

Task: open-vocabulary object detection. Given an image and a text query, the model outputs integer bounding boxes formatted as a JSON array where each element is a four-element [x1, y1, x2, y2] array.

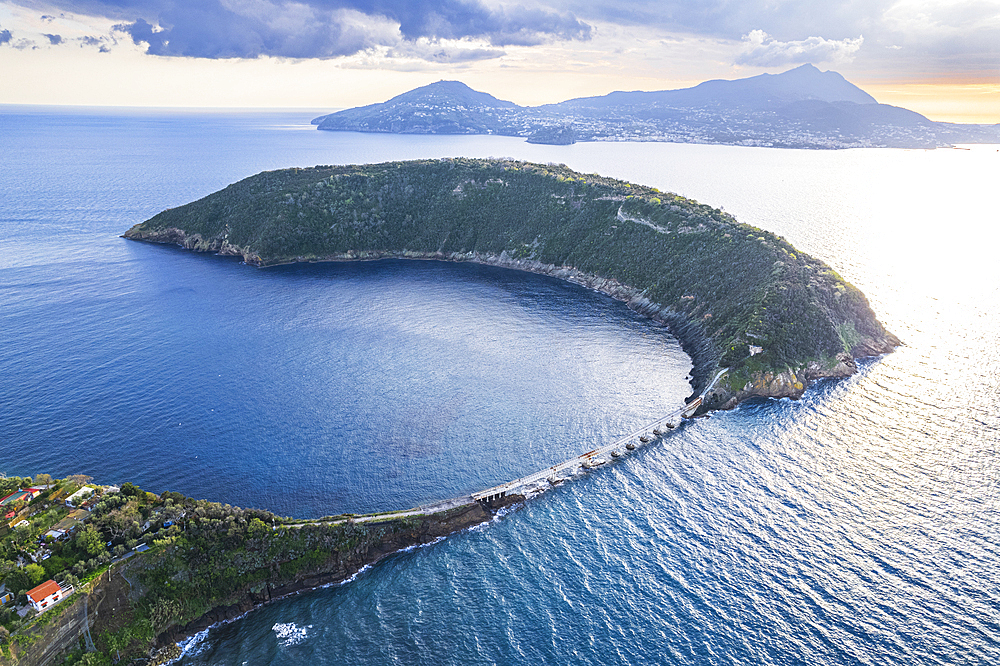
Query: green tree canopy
[[25, 563, 46, 586], [77, 526, 105, 557]]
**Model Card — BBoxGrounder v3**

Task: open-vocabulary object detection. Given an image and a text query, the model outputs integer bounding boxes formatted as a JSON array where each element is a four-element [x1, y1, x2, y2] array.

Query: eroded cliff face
[[151, 497, 519, 652], [702, 353, 863, 411], [468, 249, 898, 408], [123, 226, 264, 266], [369, 251, 898, 407]]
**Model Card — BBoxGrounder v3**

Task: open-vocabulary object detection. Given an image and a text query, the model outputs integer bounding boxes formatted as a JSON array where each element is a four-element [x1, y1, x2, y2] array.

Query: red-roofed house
[[27, 579, 71, 613]]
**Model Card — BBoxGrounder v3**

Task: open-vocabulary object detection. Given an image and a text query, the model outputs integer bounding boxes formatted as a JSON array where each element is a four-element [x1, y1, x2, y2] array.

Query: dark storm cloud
[[12, 0, 996, 76], [350, 0, 590, 44], [25, 0, 591, 59]]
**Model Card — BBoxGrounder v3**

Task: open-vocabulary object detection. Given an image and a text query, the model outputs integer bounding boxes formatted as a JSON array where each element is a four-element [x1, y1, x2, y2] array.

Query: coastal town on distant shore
[[310, 67, 1000, 151]]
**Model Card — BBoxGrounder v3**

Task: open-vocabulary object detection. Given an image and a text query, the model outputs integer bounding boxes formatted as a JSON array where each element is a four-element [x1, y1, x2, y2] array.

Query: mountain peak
[[386, 79, 519, 109], [763, 64, 876, 103], [689, 64, 877, 106]]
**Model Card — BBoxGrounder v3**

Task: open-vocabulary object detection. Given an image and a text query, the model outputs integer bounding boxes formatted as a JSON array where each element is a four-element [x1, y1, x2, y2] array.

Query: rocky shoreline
[[121, 227, 898, 409], [149, 495, 522, 659], [3, 489, 524, 666]]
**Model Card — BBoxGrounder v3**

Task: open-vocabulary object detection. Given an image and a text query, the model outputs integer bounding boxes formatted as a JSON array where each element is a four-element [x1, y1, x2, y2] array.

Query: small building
[[26, 579, 72, 613], [65, 486, 96, 508], [44, 528, 67, 541]]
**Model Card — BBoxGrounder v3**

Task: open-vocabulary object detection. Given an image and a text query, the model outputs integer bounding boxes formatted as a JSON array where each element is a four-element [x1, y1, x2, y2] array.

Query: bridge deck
[[471, 404, 692, 502], [472, 369, 725, 503]]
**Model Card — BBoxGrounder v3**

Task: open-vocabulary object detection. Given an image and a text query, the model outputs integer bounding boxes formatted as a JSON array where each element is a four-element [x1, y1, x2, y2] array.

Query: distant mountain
[[546, 64, 877, 111], [312, 65, 1000, 149], [384, 80, 518, 109], [312, 80, 523, 136]]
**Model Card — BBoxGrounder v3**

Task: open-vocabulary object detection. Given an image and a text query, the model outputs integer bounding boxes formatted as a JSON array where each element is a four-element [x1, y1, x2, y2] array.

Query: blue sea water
[[2, 106, 999, 664]]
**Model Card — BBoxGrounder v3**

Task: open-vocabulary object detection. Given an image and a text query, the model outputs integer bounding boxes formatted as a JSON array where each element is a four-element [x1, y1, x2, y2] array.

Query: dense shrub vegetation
[[1, 475, 418, 665]]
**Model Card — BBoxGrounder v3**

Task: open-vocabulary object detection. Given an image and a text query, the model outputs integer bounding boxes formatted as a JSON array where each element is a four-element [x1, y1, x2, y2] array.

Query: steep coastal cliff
[[2, 485, 521, 666], [123, 158, 898, 406]]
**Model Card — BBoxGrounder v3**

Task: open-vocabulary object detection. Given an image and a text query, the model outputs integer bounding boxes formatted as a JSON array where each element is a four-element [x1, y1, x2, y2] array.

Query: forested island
[[0, 474, 518, 665], [123, 158, 898, 408]]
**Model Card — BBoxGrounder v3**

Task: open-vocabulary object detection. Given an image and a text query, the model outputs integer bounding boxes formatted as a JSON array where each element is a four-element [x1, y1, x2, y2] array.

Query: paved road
[[279, 495, 476, 530]]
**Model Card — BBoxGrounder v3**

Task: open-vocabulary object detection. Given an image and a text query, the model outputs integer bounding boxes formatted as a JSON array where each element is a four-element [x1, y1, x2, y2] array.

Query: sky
[[1, 0, 998, 123]]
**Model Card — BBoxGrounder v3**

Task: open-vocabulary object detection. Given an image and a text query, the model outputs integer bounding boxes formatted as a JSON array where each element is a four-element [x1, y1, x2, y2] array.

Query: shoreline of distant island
[[309, 64, 999, 150]]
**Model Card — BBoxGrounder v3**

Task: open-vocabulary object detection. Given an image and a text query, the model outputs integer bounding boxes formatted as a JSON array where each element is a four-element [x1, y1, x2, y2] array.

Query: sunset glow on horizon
[[1, 0, 998, 124]]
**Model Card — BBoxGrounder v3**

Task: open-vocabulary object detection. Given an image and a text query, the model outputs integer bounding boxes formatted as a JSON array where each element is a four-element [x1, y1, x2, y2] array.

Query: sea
[[2, 106, 998, 665]]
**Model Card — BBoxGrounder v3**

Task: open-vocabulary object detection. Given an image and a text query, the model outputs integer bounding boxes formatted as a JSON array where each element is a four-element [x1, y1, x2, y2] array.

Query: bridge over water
[[471, 369, 727, 504], [286, 370, 727, 527]]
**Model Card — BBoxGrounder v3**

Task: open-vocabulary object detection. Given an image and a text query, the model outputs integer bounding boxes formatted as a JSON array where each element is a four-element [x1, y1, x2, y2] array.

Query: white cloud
[[736, 29, 864, 67], [883, 0, 1000, 34], [387, 38, 505, 63]]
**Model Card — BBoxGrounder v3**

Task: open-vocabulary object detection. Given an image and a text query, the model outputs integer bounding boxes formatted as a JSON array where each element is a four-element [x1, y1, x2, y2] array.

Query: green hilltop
[[124, 158, 898, 405]]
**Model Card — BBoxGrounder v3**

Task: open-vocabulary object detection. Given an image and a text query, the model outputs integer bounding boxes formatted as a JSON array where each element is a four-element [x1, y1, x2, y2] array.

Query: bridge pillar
[[476, 491, 507, 505]]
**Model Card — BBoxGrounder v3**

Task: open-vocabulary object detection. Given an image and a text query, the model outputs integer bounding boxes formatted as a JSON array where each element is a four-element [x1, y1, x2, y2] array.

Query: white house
[[65, 486, 96, 508], [27, 579, 72, 613]]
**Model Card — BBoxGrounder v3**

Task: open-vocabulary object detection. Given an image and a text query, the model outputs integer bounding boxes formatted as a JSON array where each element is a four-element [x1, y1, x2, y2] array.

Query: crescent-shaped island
[[124, 157, 899, 410], [5, 160, 901, 665]]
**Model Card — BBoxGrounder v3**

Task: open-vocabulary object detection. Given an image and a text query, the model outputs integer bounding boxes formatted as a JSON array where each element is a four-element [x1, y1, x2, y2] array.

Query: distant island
[[310, 64, 1000, 149], [123, 158, 899, 409]]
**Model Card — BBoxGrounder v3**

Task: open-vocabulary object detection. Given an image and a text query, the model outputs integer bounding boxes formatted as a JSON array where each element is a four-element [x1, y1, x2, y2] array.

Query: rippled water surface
[[2, 107, 998, 664]]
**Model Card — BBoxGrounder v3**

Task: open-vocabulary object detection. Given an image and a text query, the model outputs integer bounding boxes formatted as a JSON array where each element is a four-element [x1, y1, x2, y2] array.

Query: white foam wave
[[323, 562, 372, 588], [398, 535, 446, 553], [272, 621, 312, 647], [170, 627, 211, 663]]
